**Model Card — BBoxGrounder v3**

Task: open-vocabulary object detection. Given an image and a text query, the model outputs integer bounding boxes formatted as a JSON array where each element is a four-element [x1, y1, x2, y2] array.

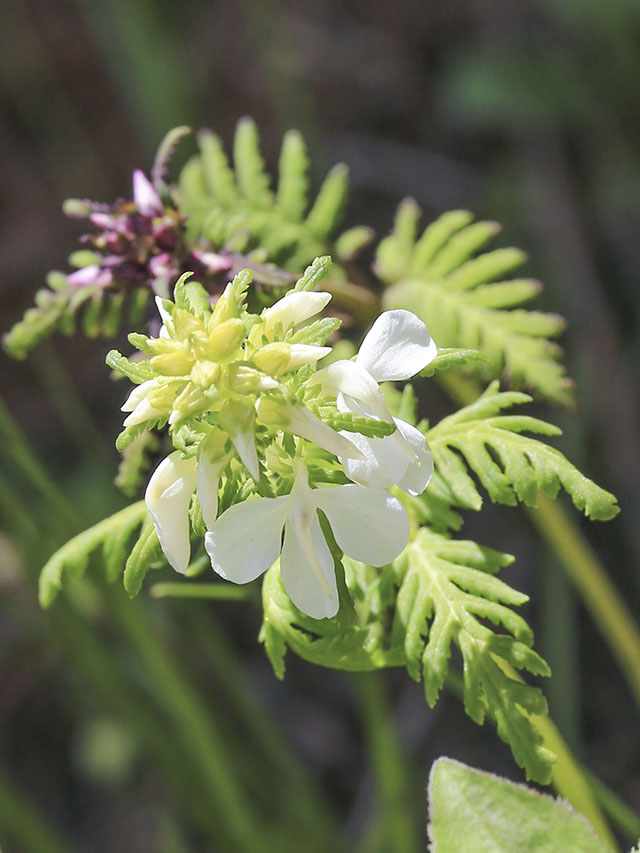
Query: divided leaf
[[4, 283, 149, 360], [39, 501, 159, 607], [427, 382, 619, 519], [178, 119, 356, 272], [379, 204, 574, 405], [392, 529, 554, 783]]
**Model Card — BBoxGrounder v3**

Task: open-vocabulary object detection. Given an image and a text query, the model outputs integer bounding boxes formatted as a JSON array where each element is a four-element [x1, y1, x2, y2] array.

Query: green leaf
[[428, 758, 609, 852], [173, 273, 211, 322], [233, 117, 273, 208], [288, 316, 341, 347], [178, 120, 357, 276], [197, 129, 237, 206], [292, 255, 333, 292], [39, 502, 150, 607], [123, 517, 162, 598], [152, 125, 191, 188], [106, 350, 156, 383], [427, 382, 619, 520], [380, 207, 574, 405], [334, 226, 375, 262], [313, 407, 397, 438], [276, 129, 309, 221], [115, 429, 160, 497], [305, 164, 349, 240], [3, 288, 70, 358], [420, 347, 490, 376], [391, 529, 554, 783]]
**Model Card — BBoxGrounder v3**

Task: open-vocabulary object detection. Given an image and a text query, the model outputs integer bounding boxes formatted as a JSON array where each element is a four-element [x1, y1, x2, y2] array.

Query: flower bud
[[226, 365, 279, 394], [204, 318, 244, 360], [253, 343, 291, 377], [150, 351, 193, 376], [190, 360, 221, 387]]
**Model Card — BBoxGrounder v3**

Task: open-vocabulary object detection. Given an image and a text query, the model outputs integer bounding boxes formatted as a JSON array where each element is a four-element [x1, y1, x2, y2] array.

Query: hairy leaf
[[428, 759, 608, 852]]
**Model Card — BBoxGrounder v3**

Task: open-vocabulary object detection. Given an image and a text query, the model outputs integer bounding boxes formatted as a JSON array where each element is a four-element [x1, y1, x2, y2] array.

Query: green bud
[[255, 396, 289, 428], [204, 318, 244, 360], [209, 284, 239, 327], [219, 397, 255, 435], [190, 360, 221, 387], [253, 342, 291, 377], [150, 351, 193, 376], [226, 365, 279, 394]]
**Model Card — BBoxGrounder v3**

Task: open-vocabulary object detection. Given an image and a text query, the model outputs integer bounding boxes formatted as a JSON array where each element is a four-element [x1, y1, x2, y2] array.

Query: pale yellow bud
[[172, 307, 205, 339], [253, 343, 291, 377], [226, 365, 279, 394], [190, 360, 221, 387], [150, 351, 194, 376], [255, 396, 289, 428], [209, 285, 238, 328], [204, 318, 244, 360]]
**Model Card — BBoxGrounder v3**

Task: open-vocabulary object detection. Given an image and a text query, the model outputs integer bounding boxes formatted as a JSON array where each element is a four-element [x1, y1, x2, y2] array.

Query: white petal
[[313, 360, 392, 422], [315, 485, 410, 566], [196, 455, 225, 530], [340, 430, 410, 490], [285, 344, 332, 371], [123, 396, 165, 427], [154, 295, 174, 331], [133, 169, 163, 216], [145, 452, 197, 574], [231, 428, 259, 480], [205, 496, 288, 584], [356, 310, 437, 382], [394, 419, 434, 496], [283, 404, 364, 460], [121, 379, 156, 412], [263, 291, 332, 336], [280, 513, 338, 619]]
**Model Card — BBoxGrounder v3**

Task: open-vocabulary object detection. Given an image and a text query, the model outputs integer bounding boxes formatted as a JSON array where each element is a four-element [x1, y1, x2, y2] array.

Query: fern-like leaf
[[391, 528, 554, 783], [178, 119, 357, 273], [4, 280, 150, 360], [427, 382, 619, 519], [379, 203, 574, 405], [114, 429, 160, 497], [39, 501, 152, 607]]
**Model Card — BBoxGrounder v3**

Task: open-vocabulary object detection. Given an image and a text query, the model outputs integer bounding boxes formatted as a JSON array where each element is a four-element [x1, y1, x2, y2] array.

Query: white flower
[[145, 435, 227, 574], [204, 461, 409, 619], [313, 310, 437, 495]]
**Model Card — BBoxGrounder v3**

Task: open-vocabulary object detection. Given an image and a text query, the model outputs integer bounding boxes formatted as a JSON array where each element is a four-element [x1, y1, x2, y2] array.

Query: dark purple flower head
[[64, 157, 231, 303]]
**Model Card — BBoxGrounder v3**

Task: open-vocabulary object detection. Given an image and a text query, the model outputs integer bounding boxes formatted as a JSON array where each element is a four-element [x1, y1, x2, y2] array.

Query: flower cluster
[[64, 168, 230, 298], [110, 261, 437, 618]]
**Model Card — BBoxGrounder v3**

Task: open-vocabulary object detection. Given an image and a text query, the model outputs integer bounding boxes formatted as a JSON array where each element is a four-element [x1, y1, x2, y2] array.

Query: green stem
[[583, 767, 640, 845], [150, 582, 252, 600], [356, 672, 420, 853], [0, 765, 71, 853], [446, 671, 618, 851], [527, 702, 618, 851], [436, 371, 640, 708], [529, 495, 640, 707]]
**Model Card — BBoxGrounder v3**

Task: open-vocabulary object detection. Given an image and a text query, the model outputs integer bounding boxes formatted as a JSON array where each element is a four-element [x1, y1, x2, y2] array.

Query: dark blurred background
[[1, 1, 639, 850]]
